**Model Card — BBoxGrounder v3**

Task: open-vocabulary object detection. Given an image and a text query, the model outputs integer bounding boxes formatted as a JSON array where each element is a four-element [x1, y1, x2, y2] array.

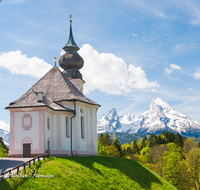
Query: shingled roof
[[6, 66, 100, 111]]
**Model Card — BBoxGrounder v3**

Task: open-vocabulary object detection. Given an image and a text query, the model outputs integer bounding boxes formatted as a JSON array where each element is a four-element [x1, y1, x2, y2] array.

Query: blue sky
[[0, 0, 200, 131]]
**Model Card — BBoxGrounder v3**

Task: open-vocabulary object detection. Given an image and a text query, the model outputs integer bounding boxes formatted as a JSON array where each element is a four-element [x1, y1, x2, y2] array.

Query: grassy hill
[[0, 156, 176, 190]]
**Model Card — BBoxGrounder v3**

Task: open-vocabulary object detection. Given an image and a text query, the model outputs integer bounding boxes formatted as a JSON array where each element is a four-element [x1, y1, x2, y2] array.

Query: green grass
[[0, 156, 176, 190]]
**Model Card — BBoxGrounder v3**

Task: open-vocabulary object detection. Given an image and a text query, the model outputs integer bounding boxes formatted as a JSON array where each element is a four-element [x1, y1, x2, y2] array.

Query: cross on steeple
[[69, 14, 72, 22]]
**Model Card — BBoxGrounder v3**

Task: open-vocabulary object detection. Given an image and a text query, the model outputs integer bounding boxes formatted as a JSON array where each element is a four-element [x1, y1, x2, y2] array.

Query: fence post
[[17, 167, 19, 175], [9, 170, 11, 178], [23, 163, 26, 172]]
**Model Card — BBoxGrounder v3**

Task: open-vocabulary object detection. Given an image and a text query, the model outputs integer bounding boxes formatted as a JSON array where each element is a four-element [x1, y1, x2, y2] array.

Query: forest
[[98, 131, 200, 190]]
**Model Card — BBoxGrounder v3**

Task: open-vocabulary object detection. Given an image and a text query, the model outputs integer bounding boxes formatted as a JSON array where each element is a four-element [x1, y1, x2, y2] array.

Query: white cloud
[[143, 32, 147, 35], [164, 33, 169, 36], [170, 64, 181, 70], [132, 33, 138, 37], [165, 64, 181, 74], [165, 68, 173, 74], [194, 69, 200, 80], [60, 49, 65, 56], [175, 44, 186, 49], [77, 44, 159, 94], [0, 121, 10, 132], [0, 51, 52, 78], [188, 88, 193, 90]]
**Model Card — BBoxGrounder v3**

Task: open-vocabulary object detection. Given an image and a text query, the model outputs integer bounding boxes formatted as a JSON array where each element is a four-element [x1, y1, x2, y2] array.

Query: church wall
[[14, 111, 40, 153], [61, 114, 71, 150], [72, 114, 77, 152], [58, 101, 75, 110], [52, 114, 57, 150], [45, 112, 52, 151], [74, 102, 98, 156]]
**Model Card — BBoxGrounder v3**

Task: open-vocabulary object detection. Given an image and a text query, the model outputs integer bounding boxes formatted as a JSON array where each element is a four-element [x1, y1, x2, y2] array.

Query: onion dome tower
[[59, 15, 85, 93]]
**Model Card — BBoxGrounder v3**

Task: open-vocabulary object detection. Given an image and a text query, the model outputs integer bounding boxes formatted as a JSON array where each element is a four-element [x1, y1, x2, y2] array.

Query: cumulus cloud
[[194, 69, 200, 80], [175, 44, 186, 49], [77, 44, 159, 94], [132, 33, 138, 37], [0, 121, 10, 132], [0, 51, 52, 78], [165, 64, 181, 74]]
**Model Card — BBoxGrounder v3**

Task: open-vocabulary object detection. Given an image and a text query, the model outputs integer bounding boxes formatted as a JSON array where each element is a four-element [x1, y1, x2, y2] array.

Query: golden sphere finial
[[69, 14, 72, 22], [54, 56, 57, 66]]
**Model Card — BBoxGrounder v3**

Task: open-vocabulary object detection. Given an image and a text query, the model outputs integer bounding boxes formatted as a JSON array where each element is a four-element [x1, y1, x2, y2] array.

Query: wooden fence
[[1, 153, 50, 182]]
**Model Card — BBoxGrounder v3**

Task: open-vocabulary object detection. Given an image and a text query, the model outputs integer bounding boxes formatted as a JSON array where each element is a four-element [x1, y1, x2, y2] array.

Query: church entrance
[[23, 143, 31, 157]]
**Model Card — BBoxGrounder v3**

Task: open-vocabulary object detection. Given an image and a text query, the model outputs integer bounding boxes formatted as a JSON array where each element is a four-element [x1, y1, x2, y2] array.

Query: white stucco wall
[[61, 115, 71, 150], [53, 114, 57, 150], [45, 112, 51, 150], [14, 111, 39, 150]]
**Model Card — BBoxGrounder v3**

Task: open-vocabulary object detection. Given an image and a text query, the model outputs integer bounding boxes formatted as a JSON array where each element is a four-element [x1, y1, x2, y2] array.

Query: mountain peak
[[98, 97, 200, 135], [150, 98, 173, 110]]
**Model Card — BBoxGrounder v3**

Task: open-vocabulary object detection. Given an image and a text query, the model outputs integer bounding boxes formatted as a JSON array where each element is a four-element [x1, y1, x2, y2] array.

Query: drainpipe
[[71, 101, 76, 156]]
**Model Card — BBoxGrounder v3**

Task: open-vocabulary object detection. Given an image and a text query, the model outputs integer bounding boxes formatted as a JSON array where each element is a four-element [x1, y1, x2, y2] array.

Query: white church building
[[6, 17, 100, 157]]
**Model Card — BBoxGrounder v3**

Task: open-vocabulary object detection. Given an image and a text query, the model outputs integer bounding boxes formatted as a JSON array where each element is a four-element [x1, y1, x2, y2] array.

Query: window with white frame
[[66, 117, 70, 137], [81, 116, 85, 138]]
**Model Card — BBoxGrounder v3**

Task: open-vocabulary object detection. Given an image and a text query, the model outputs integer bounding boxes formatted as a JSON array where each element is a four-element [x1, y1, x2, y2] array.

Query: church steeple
[[59, 15, 84, 80], [63, 15, 79, 52]]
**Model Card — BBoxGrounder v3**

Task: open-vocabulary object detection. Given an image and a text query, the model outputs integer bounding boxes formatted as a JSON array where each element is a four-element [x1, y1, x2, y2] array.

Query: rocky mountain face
[[97, 98, 200, 136]]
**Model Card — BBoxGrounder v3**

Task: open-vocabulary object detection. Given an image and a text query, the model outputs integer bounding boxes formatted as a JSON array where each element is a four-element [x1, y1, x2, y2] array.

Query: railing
[[1, 153, 50, 182]]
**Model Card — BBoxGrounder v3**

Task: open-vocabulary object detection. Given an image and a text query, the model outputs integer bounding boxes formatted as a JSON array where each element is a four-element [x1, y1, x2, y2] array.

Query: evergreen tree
[[174, 133, 184, 148], [113, 138, 123, 157], [98, 133, 113, 146]]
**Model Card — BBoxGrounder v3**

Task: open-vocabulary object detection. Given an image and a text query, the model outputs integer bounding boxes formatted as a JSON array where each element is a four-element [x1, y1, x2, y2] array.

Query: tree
[[98, 133, 112, 146], [113, 138, 123, 157], [149, 133, 157, 148], [131, 140, 139, 154], [0, 143, 8, 157], [184, 137, 197, 154], [139, 147, 151, 163], [163, 143, 182, 187], [150, 144, 168, 177], [186, 147, 200, 190], [98, 140, 109, 156], [174, 133, 184, 148]]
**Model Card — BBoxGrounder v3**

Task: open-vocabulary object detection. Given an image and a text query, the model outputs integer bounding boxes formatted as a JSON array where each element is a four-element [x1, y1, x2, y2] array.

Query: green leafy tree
[[0, 143, 8, 157], [98, 140, 109, 156], [186, 147, 200, 190], [106, 145, 120, 157], [131, 140, 139, 154], [139, 147, 151, 163], [163, 143, 182, 188]]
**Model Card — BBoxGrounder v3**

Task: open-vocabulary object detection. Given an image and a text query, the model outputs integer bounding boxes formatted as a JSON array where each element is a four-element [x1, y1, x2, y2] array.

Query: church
[[6, 16, 101, 157]]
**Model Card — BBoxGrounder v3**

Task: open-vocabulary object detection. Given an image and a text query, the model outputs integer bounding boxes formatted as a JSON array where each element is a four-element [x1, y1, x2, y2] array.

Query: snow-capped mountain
[[0, 121, 10, 146], [97, 98, 200, 136]]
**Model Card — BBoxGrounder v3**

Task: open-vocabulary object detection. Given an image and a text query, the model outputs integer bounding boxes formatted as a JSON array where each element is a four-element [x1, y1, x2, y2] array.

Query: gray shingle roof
[[6, 66, 100, 111]]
